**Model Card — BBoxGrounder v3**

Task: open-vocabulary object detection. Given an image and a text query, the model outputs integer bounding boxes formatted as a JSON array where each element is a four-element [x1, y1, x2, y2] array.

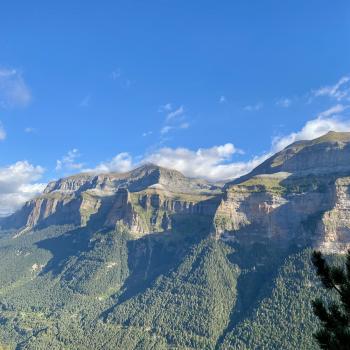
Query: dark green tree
[[312, 250, 350, 349]]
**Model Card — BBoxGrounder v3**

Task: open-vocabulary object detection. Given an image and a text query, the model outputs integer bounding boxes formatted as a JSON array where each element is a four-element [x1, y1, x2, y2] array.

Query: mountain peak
[[313, 130, 350, 143], [1, 160, 221, 231], [127, 163, 185, 179], [231, 131, 350, 185], [285, 131, 350, 150]]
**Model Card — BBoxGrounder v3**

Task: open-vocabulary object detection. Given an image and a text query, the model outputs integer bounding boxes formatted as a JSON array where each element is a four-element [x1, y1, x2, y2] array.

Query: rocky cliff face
[[3, 131, 350, 253], [214, 131, 350, 253], [214, 173, 332, 243], [1, 164, 221, 237], [316, 176, 350, 253]]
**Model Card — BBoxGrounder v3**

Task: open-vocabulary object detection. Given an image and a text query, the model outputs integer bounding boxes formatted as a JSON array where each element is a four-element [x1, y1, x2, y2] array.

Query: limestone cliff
[[1, 164, 221, 237], [214, 131, 350, 253]]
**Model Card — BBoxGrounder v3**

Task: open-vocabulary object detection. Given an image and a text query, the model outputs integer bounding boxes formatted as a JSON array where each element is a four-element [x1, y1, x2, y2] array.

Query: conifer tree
[[312, 250, 350, 349]]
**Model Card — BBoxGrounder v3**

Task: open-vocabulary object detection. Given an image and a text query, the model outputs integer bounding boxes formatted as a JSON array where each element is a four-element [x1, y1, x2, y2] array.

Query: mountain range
[[1, 131, 350, 349]]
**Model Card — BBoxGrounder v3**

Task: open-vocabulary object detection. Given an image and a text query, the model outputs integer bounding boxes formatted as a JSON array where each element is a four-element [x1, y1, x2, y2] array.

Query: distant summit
[[0, 163, 221, 233], [44, 162, 220, 195], [233, 131, 350, 184]]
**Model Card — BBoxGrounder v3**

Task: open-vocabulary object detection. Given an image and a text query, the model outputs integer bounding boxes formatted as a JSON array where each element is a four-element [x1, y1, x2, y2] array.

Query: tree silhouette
[[312, 250, 350, 349]]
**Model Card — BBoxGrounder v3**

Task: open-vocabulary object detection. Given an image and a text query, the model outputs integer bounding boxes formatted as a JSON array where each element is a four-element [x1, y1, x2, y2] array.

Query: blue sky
[[0, 0, 350, 214]]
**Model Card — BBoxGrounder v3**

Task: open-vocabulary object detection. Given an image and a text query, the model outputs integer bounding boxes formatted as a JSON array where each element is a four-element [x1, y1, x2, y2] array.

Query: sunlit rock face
[[0, 164, 222, 237], [316, 177, 350, 254], [214, 131, 350, 253]]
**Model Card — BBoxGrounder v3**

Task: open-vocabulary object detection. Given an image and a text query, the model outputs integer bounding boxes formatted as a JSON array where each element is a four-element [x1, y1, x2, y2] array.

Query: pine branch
[[312, 251, 343, 296]]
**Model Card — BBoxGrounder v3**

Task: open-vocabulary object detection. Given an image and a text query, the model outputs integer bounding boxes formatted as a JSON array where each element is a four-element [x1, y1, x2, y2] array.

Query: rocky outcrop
[[104, 187, 220, 236], [214, 173, 333, 243], [0, 164, 221, 237], [316, 177, 350, 253], [215, 131, 350, 253]]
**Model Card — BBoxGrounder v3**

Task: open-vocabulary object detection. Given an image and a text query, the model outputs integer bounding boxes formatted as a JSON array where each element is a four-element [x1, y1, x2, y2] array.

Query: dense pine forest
[[0, 222, 334, 349]]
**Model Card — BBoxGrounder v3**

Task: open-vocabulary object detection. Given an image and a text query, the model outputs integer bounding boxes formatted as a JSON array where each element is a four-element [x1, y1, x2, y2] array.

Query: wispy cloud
[[158, 103, 172, 112], [111, 68, 132, 88], [158, 103, 190, 136], [160, 125, 173, 135], [160, 122, 189, 135], [312, 76, 350, 101], [56, 149, 84, 172], [0, 68, 31, 108], [166, 105, 185, 122], [142, 131, 153, 137], [24, 127, 36, 133], [0, 122, 6, 141], [219, 96, 226, 104], [276, 98, 292, 108], [179, 122, 190, 129], [318, 104, 348, 118], [244, 102, 263, 111]]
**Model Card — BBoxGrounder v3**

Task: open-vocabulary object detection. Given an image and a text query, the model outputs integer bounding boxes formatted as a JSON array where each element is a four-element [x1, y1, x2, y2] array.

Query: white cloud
[[87, 144, 248, 181], [166, 105, 184, 122], [86, 152, 133, 174], [24, 127, 36, 133], [142, 131, 153, 137], [244, 102, 263, 111], [160, 122, 189, 135], [56, 149, 84, 172], [317, 104, 348, 118], [276, 98, 292, 108], [179, 122, 190, 129], [272, 110, 350, 152], [144, 143, 253, 181], [312, 76, 350, 101], [0, 161, 46, 216], [158, 103, 189, 135], [153, 111, 350, 181], [93, 106, 350, 181], [0, 122, 6, 140], [158, 103, 172, 112], [0, 68, 31, 108], [160, 125, 173, 135]]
